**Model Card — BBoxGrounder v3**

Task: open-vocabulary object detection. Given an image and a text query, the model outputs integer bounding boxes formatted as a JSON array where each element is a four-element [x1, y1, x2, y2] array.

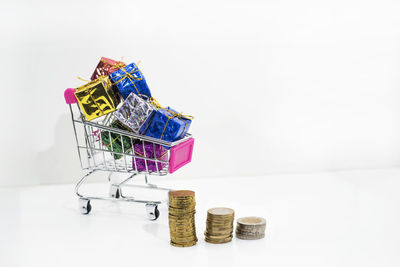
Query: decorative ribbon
[[101, 131, 133, 158], [77, 76, 90, 83], [76, 76, 107, 117], [110, 61, 147, 99], [100, 57, 126, 71], [148, 97, 194, 140], [134, 149, 168, 160], [105, 134, 121, 148]]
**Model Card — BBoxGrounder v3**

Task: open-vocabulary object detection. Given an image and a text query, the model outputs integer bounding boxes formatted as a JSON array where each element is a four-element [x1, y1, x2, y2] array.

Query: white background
[[1, 0, 400, 186], [1, 2, 400, 267], [1, 169, 400, 267]]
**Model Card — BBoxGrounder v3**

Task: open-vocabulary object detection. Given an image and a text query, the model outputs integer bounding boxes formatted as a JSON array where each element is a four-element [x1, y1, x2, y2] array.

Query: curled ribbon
[[76, 76, 108, 117], [148, 97, 194, 140], [100, 57, 126, 71], [110, 61, 146, 99]]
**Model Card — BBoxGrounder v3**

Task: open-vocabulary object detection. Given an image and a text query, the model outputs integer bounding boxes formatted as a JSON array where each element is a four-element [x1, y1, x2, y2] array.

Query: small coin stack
[[168, 190, 198, 247], [204, 207, 235, 244], [236, 216, 266, 240]]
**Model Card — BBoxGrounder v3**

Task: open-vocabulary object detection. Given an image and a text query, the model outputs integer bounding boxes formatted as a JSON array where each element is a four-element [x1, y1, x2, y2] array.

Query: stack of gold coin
[[204, 207, 235, 244], [168, 190, 198, 247], [235, 217, 266, 240]]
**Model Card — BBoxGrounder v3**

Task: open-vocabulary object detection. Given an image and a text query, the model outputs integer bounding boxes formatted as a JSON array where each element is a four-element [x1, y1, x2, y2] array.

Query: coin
[[170, 239, 198, 247], [237, 216, 265, 225], [168, 190, 197, 247], [205, 235, 233, 244], [235, 216, 266, 240], [236, 233, 265, 240], [204, 207, 235, 244]]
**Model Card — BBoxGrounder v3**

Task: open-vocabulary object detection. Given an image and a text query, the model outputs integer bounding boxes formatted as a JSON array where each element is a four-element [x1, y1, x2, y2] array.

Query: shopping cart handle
[[64, 88, 78, 104]]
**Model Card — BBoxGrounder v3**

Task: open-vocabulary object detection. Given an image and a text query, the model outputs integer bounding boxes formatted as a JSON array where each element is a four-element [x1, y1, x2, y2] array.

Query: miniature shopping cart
[[64, 89, 194, 220]]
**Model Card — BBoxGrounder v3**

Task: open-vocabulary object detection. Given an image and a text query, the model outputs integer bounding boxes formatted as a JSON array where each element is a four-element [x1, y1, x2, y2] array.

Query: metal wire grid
[[69, 104, 191, 176]]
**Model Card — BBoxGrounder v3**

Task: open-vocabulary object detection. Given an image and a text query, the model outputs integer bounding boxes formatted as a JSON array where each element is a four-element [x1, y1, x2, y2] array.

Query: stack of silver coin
[[235, 217, 266, 240]]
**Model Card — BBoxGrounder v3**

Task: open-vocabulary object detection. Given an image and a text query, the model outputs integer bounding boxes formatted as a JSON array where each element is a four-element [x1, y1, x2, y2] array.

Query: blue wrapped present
[[109, 62, 152, 100], [140, 107, 192, 142]]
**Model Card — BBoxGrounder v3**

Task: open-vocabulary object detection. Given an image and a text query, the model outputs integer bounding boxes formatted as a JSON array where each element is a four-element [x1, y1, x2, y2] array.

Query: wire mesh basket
[[64, 88, 195, 219]]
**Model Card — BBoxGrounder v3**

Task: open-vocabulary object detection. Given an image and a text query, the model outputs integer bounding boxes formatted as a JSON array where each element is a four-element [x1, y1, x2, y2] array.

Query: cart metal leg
[[75, 171, 171, 220]]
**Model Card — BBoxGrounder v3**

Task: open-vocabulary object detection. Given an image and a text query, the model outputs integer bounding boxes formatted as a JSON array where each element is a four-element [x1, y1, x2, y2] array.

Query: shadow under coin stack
[[168, 190, 198, 247], [236, 217, 266, 240], [204, 207, 235, 244]]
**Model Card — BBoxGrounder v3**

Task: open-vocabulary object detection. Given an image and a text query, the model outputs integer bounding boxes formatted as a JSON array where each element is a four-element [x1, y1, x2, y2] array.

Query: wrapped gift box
[[91, 57, 126, 81], [101, 121, 134, 160], [141, 107, 192, 142], [132, 142, 168, 172], [74, 76, 119, 121], [109, 62, 152, 100], [114, 92, 155, 133]]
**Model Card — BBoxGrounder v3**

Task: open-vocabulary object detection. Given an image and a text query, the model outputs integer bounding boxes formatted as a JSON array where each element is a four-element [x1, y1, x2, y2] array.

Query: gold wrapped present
[[74, 76, 120, 121]]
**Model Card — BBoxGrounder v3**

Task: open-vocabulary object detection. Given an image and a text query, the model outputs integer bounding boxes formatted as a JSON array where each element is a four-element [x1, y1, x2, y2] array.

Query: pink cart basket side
[[169, 138, 194, 174]]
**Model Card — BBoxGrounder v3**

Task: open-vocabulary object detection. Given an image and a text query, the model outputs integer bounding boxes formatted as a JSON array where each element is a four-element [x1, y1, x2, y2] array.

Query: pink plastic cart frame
[[169, 138, 194, 173]]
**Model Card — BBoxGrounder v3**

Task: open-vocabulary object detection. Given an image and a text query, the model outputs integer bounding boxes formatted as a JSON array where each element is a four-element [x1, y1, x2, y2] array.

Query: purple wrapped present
[[132, 142, 168, 172]]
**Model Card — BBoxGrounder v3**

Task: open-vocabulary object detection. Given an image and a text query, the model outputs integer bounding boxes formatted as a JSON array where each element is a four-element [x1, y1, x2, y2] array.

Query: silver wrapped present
[[114, 92, 155, 133]]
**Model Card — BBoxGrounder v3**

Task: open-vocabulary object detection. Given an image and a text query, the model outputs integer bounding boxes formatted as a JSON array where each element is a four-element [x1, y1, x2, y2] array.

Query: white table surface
[[1, 169, 399, 267]]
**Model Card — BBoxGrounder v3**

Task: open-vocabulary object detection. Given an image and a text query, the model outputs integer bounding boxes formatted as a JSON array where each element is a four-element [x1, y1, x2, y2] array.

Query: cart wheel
[[109, 185, 121, 199], [79, 198, 92, 215], [146, 203, 160, 220]]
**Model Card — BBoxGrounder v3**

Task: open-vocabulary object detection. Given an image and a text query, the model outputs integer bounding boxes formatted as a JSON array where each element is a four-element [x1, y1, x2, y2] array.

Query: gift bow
[[149, 97, 194, 140], [76, 76, 112, 118], [111, 62, 147, 99], [100, 58, 126, 70]]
